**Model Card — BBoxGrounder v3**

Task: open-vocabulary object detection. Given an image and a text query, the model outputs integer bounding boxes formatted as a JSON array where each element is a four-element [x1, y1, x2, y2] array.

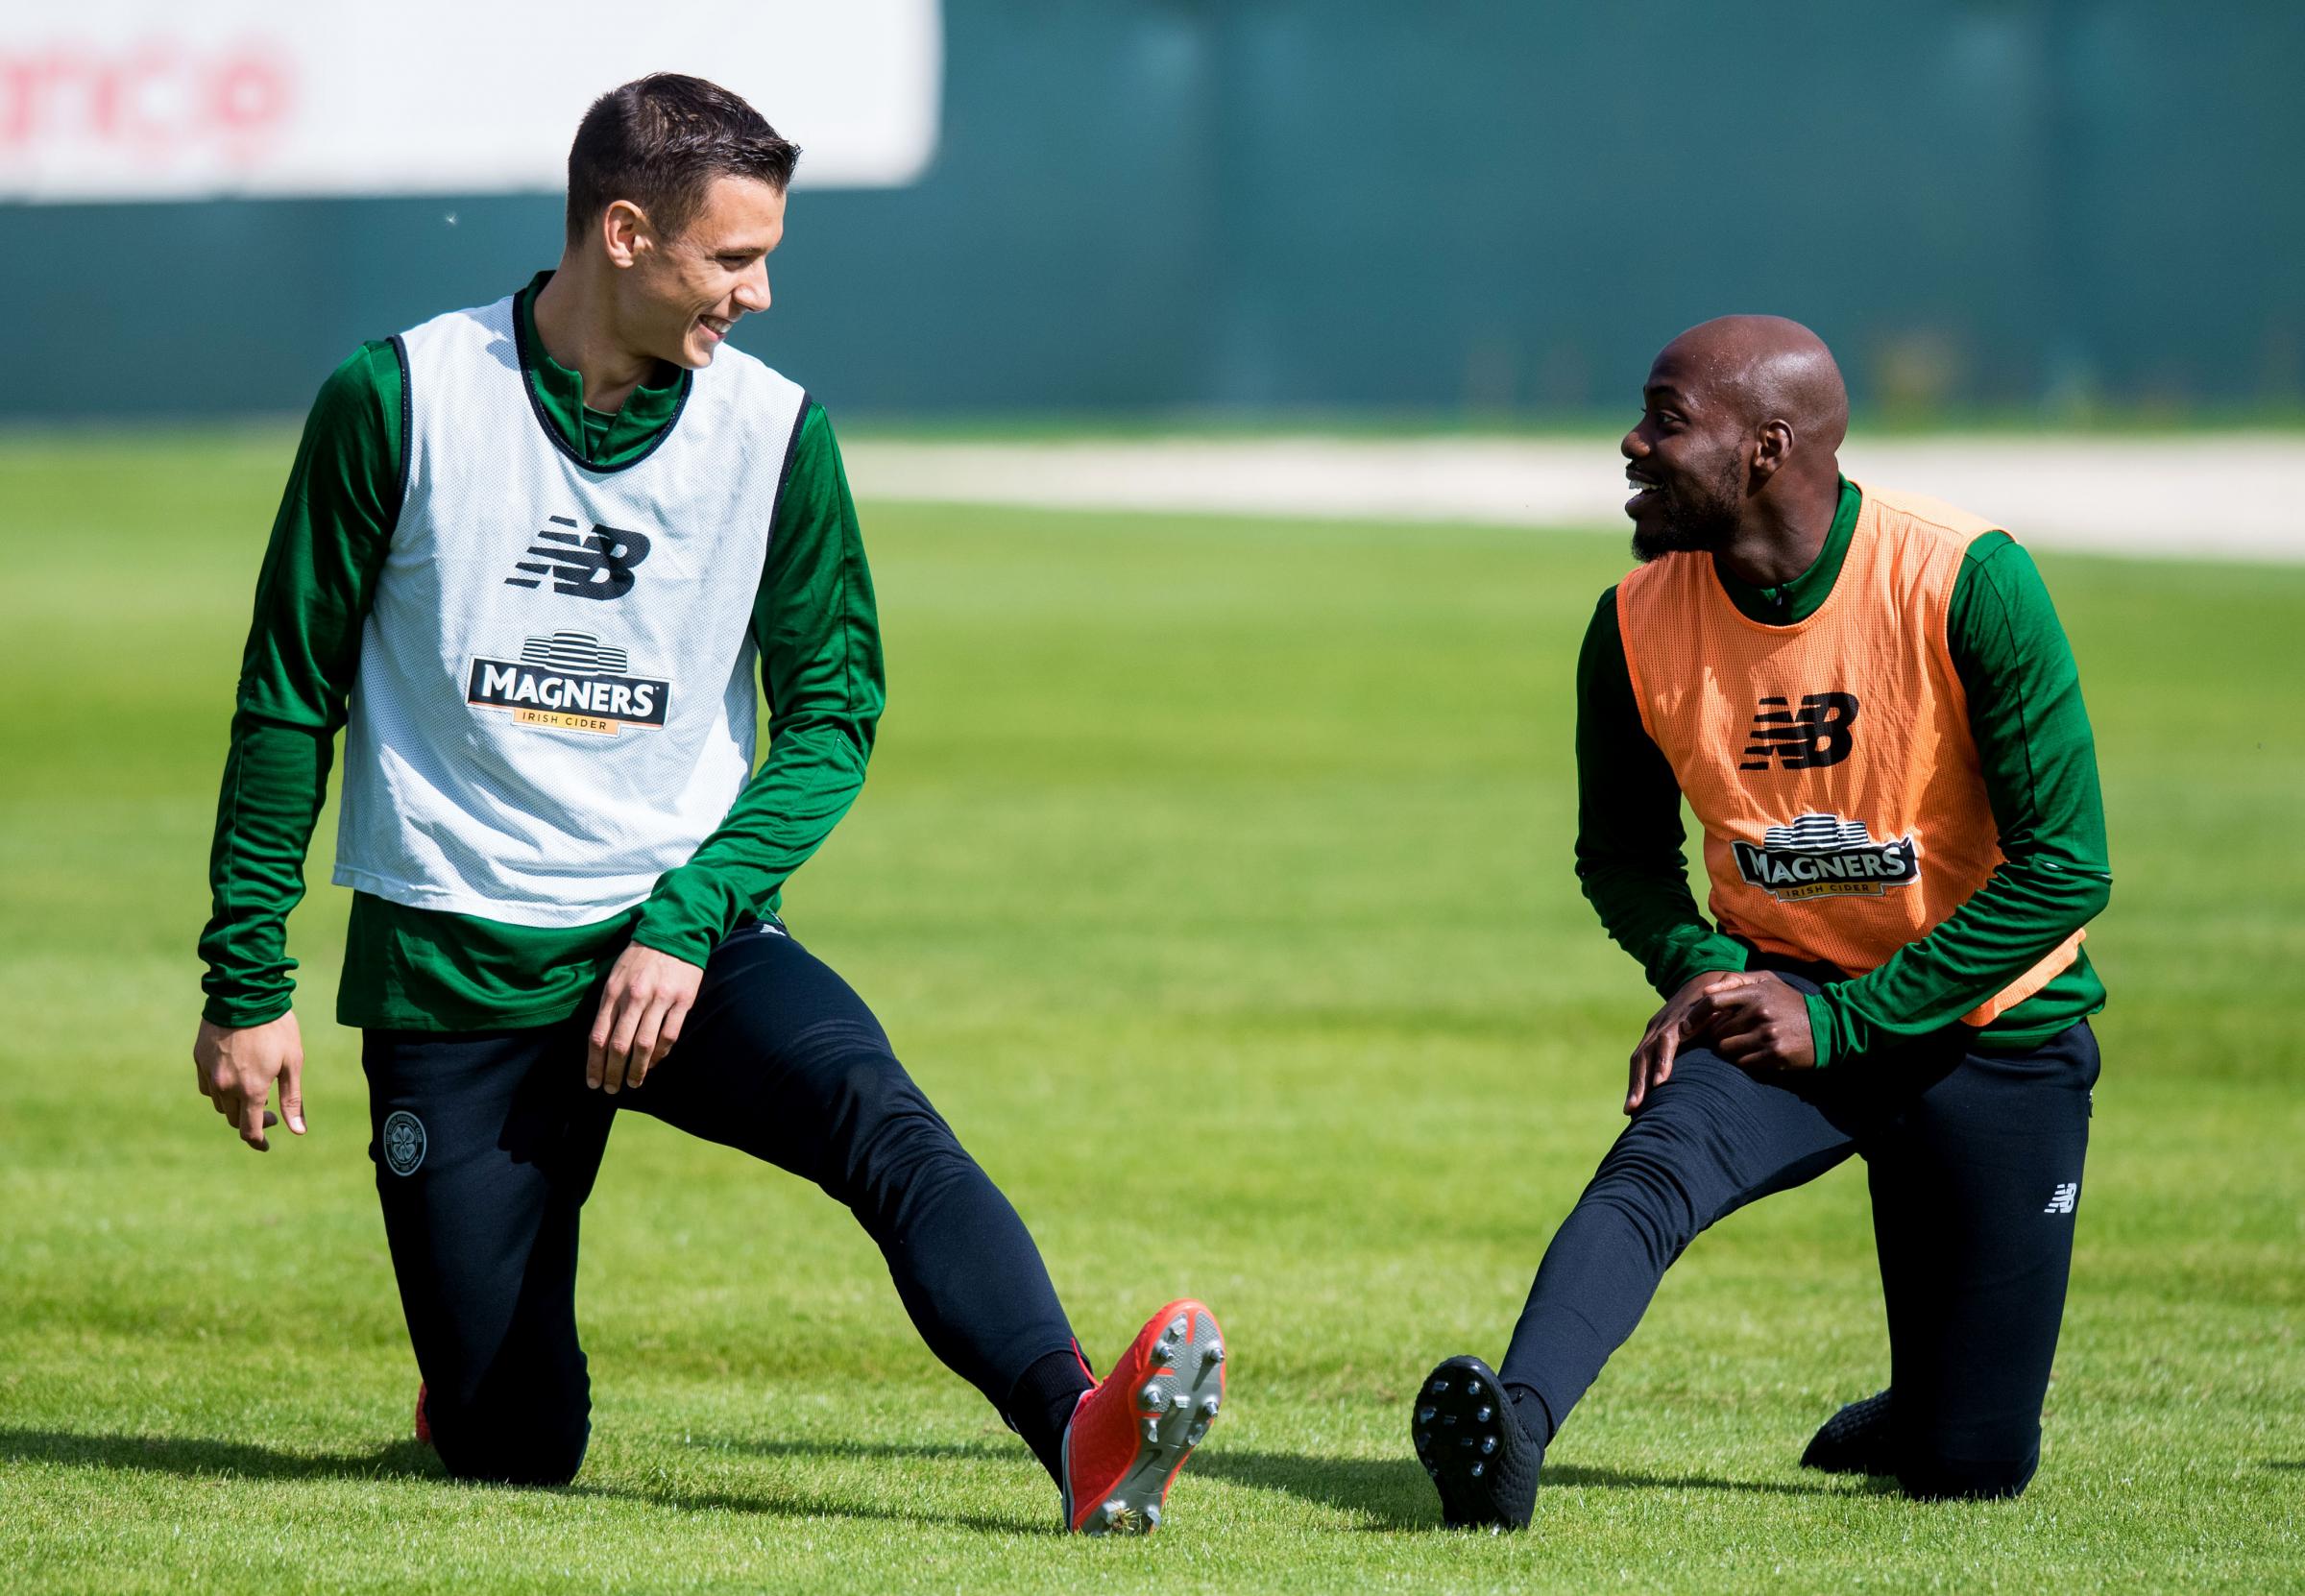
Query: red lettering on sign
[[0, 37, 295, 166], [211, 53, 290, 135], [89, 43, 179, 151]]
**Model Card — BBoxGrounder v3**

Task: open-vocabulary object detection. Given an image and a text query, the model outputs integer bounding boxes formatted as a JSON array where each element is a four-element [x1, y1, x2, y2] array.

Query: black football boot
[[1411, 1355, 1544, 1530]]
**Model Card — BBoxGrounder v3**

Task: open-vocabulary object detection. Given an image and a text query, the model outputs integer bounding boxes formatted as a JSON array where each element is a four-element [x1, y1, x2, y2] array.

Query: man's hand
[[1701, 971, 1818, 1075], [1626, 972, 1739, 1115], [588, 944, 704, 1095], [194, 1012, 307, 1151]]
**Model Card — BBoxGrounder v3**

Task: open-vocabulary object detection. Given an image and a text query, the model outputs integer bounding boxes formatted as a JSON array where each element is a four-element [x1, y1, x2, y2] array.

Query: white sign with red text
[[0, 0, 940, 201]]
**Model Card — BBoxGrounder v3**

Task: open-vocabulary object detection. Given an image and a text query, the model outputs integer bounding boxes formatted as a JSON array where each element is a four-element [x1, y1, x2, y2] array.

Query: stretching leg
[[1495, 1052, 1855, 1439], [625, 925, 1087, 1445]]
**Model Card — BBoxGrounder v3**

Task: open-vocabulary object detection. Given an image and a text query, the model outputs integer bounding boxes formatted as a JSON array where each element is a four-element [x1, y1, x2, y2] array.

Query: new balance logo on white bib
[[333, 293, 809, 927]]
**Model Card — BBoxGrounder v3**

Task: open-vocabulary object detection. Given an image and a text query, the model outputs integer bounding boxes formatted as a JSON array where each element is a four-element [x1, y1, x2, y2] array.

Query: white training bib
[[333, 293, 809, 927]]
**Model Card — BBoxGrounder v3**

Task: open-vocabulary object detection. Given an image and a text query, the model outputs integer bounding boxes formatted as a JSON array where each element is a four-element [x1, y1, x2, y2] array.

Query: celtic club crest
[[382, 1110, 427, 1176]]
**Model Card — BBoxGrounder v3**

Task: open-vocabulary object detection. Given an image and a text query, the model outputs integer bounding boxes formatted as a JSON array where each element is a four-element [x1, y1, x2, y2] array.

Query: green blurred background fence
[[7, 0, 2302, 422]]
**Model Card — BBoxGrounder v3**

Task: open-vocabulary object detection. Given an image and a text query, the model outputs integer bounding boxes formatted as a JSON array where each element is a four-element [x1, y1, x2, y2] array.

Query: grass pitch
[[1, 429, 2299, 1593]]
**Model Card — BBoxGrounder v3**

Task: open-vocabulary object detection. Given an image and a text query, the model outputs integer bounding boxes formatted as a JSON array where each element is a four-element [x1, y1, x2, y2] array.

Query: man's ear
[[600, 200, 653, 270], [1750, 419, 1795, 487]]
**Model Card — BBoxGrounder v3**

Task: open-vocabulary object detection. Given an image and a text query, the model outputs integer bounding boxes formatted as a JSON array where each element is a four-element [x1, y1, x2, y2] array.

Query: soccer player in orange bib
[[1414, 316, 2110, 1527]]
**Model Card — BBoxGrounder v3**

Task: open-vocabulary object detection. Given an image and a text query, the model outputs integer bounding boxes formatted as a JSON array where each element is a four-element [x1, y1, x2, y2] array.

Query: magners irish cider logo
[[466, 631, 670, 737], [1732, 813, 1920, 902]]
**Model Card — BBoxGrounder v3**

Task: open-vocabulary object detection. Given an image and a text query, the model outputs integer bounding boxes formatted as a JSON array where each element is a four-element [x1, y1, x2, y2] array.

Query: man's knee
[[819, 1047, 973, 1215], [1581, 1087, 1726, 1255], [823, 1042, 947, 1148], [426, 1371, 592, 1487], [1896, 1441, 2040, 1501], [431, 1406, 590, 1487]]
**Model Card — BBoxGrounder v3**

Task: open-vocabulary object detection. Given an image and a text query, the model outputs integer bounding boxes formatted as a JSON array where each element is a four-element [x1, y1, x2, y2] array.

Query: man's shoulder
[[1951, 529, 2052, 629], [1856, 481, 2005, 547], [403, 293, 517, 336], [1579, 585, 1630, 677], [317, 338, 399, 399], [1957, 526, 2022, 569], [304, 339, 406, 453]]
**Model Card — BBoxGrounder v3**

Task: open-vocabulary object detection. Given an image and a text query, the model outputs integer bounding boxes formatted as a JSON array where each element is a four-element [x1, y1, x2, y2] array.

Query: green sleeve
[[630, 402, 885, 962], [1804, 535, 2113, 1063], [1574, 590, 1751, 998], [198, 342, 403, 1027]]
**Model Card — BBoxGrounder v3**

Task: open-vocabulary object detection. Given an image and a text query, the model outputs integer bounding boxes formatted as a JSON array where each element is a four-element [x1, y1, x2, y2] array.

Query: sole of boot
[[1064, 1304, 1226, 1535], [1412, 1355, 1540, 1531]]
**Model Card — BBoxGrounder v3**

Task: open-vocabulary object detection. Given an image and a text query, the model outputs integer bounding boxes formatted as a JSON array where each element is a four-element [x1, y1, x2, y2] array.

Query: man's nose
[[735, 260, 771, 314]]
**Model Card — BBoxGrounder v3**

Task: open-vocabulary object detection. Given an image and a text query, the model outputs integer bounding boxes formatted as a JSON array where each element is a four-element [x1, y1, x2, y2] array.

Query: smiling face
[[612, 174, 788, 370], [1619, 341, 1754, 562]]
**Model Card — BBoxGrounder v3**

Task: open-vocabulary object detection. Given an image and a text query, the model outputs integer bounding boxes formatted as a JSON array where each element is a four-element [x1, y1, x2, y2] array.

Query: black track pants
[[360, 923, 1080, 1487], [1497, 987, 2099, 1500]]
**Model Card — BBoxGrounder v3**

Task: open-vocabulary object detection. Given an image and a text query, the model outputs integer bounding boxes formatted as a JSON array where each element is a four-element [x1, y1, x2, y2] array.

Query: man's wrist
[[627, 921, 713, 969], [1651, 938, 1749, 1000], [1802, 991, 1841, 1069], [202, 992, 294, 1029]]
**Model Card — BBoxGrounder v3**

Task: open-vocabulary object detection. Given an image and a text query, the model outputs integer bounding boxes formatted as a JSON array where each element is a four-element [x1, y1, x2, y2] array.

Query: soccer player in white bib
[[191, 74, 1224, 1535]]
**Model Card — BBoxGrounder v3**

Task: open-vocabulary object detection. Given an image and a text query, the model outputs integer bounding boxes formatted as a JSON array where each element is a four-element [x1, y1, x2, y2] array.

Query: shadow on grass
[[5, 1426, 1876, 1536], [709, 1436, 1006, 1463], [1191, 1449, 1871, 1528], [703, 1436, 1872, 1529], [0, 1427, 1052, 1536], [2, 1428, 440, 1483]]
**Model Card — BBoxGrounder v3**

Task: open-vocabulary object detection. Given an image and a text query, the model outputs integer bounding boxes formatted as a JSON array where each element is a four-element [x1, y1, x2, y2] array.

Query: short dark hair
[[565, 74, 800, 244]]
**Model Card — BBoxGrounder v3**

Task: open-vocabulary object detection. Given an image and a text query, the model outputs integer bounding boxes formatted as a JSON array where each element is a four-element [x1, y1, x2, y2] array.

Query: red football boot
[[414, 1382, 432, 1448], [1060, 1299, 1226, 1535]]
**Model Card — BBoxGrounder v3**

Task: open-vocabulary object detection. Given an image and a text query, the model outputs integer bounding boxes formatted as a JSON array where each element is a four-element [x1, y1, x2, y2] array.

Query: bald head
[[1658, 315, 1848, 457], [1620, 315, 1851, 568]]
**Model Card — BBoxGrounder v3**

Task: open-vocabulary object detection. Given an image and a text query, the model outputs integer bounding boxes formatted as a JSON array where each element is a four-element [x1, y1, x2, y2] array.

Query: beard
[[1631, 454, 1745, 562]]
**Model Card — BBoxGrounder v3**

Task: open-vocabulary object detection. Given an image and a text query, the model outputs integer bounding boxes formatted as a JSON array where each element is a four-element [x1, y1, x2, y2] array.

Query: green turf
[[1, 430, 2299, 1594]]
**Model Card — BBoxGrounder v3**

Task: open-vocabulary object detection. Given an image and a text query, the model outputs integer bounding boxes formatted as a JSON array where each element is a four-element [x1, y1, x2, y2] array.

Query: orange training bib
[[1614, 483, 2079, 1026]]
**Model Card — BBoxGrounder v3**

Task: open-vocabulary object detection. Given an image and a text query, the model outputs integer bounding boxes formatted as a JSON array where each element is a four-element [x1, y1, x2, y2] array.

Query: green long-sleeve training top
[[1575, 478, 2111, 1066], [199, 274, 884, 1032]]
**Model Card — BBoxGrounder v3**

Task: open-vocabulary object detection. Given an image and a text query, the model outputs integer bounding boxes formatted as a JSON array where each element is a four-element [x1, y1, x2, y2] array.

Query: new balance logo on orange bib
[[1615, 483, 2081, 1027], [1739, 692, 1857, 770]]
